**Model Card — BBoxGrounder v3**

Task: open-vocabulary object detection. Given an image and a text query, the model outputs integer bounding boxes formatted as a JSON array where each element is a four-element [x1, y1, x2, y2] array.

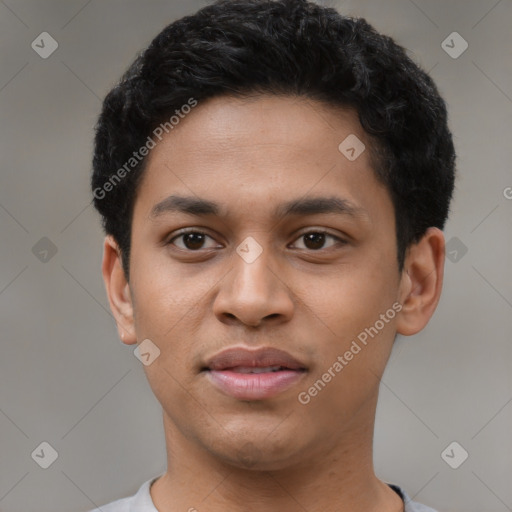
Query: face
[[105, 94, 437, 471]]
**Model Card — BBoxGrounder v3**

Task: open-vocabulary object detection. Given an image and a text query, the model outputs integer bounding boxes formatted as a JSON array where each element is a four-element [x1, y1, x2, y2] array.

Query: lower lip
[[206, 369, 305, 400]]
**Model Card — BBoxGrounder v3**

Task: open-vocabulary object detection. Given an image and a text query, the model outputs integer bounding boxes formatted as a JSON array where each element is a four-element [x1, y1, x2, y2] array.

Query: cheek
[[298, 259, 399, 399], [130, 254, 205, 339], [307, 259, 397, 340], [141, 362, 203, 445], [296, 318, 396, 430]]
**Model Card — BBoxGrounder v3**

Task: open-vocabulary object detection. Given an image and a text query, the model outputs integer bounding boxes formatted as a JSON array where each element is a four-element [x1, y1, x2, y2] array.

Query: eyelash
[[167, 229, 347, 252]]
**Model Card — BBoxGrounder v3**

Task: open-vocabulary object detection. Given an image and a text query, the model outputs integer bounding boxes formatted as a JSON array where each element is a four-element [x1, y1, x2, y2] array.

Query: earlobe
[[102, 236, 137, 345], [396, 227, 445, 336]]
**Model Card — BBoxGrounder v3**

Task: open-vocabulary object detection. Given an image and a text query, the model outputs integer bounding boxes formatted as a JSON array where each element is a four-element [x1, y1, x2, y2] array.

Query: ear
[[396, 227, 445, 336], [102, 235, 137, 345]]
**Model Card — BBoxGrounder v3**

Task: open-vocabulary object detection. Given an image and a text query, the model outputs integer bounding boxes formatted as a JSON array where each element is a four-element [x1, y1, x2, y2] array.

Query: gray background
[[0, 1, 511, 511]]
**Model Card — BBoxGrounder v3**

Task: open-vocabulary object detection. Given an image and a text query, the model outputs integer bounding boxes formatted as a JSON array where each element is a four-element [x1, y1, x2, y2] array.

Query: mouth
[[201, 347, 307, 401]]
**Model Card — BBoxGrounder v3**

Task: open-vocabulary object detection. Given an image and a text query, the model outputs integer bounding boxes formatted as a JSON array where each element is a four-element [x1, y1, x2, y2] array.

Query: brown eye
[[292, 231, 345, 251], [170, 231, 218, 251]]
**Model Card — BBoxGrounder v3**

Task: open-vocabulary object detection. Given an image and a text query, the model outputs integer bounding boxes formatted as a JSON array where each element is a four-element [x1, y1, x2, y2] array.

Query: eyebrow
[[150, 195, 369, 221]]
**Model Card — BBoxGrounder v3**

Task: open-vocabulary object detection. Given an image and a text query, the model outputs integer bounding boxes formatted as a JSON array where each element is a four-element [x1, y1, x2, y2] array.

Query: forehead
[[134, 94, 392, 226]]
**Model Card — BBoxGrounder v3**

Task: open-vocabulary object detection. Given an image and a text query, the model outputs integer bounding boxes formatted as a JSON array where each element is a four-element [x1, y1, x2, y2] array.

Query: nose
[[213, 241, 295, 328]]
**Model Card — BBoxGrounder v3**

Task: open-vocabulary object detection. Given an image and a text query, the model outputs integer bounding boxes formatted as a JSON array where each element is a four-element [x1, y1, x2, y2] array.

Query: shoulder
[[389, 484, 439, 512], [405, 501, 439, 512], [88, 496, 132, 512], [87, 477, 160, 512]]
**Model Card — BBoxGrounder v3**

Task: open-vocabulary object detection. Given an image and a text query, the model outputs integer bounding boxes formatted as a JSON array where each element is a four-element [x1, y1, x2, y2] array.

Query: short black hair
[[92, 0, 456, 279]]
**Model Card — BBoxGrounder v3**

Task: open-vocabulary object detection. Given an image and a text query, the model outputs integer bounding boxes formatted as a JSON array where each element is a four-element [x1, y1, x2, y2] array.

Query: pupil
[[181, 233, 326, 251], [184, 233, 204, 250], [304, 233, 325, 250]]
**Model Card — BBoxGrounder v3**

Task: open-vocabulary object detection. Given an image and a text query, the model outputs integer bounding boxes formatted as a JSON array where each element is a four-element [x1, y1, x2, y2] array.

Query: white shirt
[[88, 476, 438, 512]]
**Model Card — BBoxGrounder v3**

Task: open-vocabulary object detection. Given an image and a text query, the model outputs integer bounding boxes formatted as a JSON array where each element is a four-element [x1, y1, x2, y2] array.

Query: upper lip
[[203, 347, 307, 371]]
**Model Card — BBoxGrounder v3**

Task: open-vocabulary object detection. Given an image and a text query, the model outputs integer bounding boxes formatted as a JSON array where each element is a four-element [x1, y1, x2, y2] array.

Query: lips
[[202, 347, 307, 400], [204, 347, 306, 372]]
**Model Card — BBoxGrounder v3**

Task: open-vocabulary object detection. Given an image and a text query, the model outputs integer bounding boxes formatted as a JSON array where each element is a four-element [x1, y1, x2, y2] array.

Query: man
[[90, 0, 455, 510]]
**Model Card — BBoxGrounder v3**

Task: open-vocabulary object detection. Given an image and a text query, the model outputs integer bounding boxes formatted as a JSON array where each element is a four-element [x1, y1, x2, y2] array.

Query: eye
[[290, 230, 346, 251], [169, 230, 219, 251], [168, 229, 346, 252]]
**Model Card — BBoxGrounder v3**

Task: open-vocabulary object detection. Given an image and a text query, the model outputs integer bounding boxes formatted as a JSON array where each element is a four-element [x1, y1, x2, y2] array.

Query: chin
[[204, 427, 310, 472]]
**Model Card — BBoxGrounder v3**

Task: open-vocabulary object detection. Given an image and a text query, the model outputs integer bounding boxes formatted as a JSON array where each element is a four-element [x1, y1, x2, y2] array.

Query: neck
[[151, 398, 403, 512]]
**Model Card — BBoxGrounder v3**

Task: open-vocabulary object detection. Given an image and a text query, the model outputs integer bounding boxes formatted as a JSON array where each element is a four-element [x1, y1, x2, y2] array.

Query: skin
[[102, 94, 445, 512]]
